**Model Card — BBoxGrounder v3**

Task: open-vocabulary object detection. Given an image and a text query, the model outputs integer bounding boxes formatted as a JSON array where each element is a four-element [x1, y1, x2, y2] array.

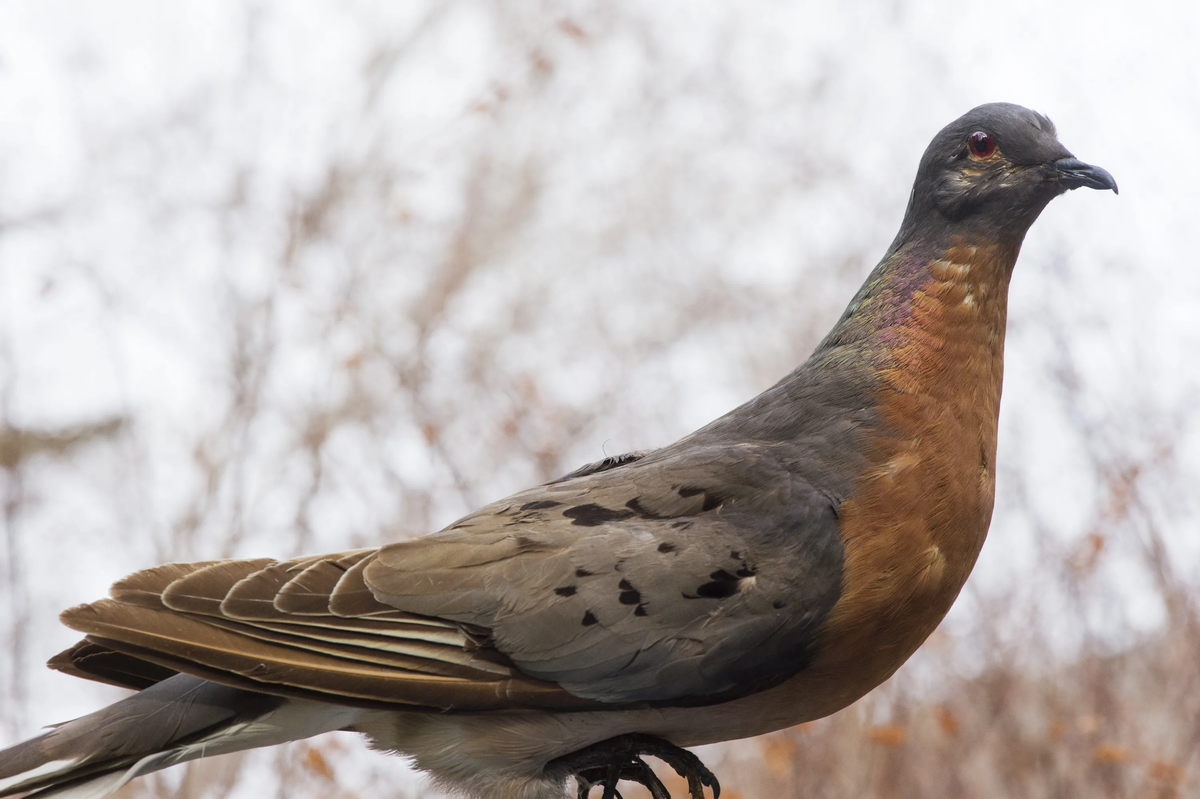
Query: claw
[[630, 759, 671, 799], [551, 733, 721, 799], [601, 764, 620, 799]]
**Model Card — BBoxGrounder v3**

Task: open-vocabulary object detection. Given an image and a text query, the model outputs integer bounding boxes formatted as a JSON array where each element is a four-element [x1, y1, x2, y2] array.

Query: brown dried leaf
[[759, 735, 799, 778], [866, 725, 907, 747], [303, 746, 336, 781], [1148, 760, 1185, 784], [936, 704, 959, 737], [1092, 743, 1131, 764]]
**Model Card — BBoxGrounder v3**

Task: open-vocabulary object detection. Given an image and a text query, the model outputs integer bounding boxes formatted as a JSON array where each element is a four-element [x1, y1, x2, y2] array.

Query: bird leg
[[550, 733, 720, 799]]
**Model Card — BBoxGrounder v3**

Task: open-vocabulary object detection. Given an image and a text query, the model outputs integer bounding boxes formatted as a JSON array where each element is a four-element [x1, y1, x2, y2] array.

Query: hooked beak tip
[[1054, 157, 1118, 195]]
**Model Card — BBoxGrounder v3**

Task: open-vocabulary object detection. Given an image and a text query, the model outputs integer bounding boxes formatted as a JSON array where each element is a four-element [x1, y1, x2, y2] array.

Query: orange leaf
[[760, 736, 798, 778], [1149, 760, 1185, 784], [936, 705, 959, 737], [1092, 744, 1131, 764], [304, 746, 336, 781], [866, 725, 907, 746]]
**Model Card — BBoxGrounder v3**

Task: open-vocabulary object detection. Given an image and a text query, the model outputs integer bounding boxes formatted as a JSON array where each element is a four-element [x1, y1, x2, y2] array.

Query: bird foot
[[550, 733, 720, 799]]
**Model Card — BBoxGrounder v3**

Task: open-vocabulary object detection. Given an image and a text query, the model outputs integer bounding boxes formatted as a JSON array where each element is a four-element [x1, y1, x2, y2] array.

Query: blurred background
[[1, 2, 1198, 797]]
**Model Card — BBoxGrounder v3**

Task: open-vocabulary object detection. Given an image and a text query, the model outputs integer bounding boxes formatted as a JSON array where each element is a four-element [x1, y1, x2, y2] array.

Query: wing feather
[[274, 552, 374, 614], [52, 441, 845, 710], [329, 554, 398, 617], [60, 600, 588, 710], [365, 443, 845, 703]]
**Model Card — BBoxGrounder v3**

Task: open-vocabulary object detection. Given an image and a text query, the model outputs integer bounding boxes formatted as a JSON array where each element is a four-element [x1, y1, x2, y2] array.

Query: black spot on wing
[[689, 569, 741, 599], [521, 500, 562, 511], [618, 579, 641, 605], [694, 583, 737, 599], [555, 586, 577, 597], [657, 542, 677, 553], [562, 504, 635, 527], [581, 611, 598, 626], [625, 497, 665, 519], [575, 568, 596, 578], [676, 485, 723, 511], [634, 604, 648, 617]]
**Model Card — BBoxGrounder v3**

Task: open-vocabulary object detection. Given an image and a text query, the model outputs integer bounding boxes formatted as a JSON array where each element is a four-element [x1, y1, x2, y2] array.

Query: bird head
[[894, 102, 1117, 250]]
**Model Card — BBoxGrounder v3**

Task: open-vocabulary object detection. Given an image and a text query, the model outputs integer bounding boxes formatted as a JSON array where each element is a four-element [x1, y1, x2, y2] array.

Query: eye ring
[[968, 131, 996, 160]]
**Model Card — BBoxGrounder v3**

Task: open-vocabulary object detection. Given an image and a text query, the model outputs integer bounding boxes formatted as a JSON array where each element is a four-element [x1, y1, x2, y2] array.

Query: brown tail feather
[[46, 640, 177, 691]]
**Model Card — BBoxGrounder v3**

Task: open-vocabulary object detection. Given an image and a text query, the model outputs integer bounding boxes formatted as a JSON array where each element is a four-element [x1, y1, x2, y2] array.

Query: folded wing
[[56, 443, 844, 709]]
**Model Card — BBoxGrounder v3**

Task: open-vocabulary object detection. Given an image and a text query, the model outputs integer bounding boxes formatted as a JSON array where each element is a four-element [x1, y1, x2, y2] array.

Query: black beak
[[1053, 157, 1119, 194]]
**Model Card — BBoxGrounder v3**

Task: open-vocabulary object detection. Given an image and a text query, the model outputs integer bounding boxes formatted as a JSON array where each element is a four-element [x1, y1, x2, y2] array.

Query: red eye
[[968, 131, 995, 159]]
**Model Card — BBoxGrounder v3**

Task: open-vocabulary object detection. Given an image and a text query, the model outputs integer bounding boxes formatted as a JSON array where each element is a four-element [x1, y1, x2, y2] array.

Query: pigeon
[[0, 102, 1117, 799]]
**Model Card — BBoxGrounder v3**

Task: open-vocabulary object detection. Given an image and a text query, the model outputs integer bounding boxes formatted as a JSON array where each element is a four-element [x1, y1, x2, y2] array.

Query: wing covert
[[366, 442, 844, 703], [53, 443, 843, 710]]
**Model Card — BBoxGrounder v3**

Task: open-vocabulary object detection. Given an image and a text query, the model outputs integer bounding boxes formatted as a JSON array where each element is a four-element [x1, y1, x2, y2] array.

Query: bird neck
[[814, 234, 1021, 384], [689, 233, 1021, 458]]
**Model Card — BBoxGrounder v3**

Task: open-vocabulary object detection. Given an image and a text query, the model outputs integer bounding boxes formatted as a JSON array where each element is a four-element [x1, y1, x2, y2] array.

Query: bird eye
[[968, 131, 996, 159]]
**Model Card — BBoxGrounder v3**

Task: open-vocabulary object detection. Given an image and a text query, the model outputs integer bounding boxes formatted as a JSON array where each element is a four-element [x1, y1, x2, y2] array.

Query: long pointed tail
[[0, 675, 359, 798]]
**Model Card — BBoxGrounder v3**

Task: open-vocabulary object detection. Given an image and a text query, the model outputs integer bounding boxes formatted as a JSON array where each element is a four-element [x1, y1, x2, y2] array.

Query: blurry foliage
[[0, 2, 1195, 798]]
